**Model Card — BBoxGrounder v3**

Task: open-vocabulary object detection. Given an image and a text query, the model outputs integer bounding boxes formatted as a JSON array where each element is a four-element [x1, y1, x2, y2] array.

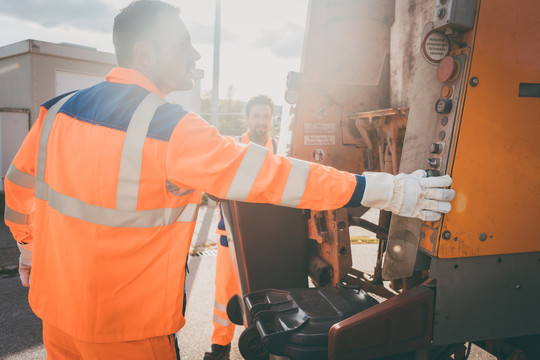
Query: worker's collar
[[243, 131, 273, 150], [106, 67, 166, 98]]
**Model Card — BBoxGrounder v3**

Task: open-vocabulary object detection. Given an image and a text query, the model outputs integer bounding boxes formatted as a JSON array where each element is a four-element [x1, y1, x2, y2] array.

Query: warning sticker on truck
[[422, 31, 450, 64]]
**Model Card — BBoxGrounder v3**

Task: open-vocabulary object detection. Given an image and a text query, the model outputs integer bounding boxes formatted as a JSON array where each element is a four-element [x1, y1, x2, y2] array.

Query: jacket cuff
[[344, 175, 366, 208]]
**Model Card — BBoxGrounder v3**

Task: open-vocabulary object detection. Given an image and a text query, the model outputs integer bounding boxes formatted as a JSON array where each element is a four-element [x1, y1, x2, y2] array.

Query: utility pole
[[210, 0, 221, 127]]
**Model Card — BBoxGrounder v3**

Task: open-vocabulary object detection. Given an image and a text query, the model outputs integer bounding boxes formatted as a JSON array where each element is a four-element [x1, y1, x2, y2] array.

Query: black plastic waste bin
[[238, 287, 379, 360]]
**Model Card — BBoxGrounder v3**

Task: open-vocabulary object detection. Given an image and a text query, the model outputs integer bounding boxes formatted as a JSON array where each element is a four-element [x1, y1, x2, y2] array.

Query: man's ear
[[133, 41, 155, 68]]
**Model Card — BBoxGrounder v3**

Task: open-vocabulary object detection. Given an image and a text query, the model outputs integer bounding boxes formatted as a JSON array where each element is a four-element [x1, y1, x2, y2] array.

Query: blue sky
[[0, 0, 309, 104]]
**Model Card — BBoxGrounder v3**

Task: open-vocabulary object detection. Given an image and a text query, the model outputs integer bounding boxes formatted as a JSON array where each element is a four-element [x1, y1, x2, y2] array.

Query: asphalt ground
[[0, 205, 495, 360]]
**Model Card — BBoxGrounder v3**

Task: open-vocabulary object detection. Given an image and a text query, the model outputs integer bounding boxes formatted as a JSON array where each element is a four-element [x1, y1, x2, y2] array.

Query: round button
[[441, 116, 449, 126], [436, 8, 446, 19], [430, 143, 443, 154], [284, 88, 299, 104], [439, 130, 446, 140], [438, 56, 456, 82], [428, 158, 441, 168], [435, 99, 453, 114], [442, 86, 453, 98]]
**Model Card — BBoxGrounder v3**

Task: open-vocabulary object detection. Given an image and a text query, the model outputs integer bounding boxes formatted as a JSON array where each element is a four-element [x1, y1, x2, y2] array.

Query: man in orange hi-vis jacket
[[4, 1, 455, 359], [205, 95, 277, 360]]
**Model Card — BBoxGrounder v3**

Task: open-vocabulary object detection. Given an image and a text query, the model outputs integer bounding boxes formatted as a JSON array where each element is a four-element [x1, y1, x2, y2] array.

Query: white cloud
[[186, 20, 236, 45], [0, 0, 115, 33], [253, 23, 303, 59], [0, 14, 114, 52]]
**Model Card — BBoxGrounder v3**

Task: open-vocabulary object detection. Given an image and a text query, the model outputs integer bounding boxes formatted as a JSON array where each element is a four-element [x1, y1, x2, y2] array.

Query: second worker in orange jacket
[[205, 95, 278, 360], [4, 1, 456, 359]]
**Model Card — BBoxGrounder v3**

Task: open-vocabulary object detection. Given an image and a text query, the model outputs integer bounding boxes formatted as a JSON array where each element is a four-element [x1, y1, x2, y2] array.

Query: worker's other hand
[[17, 242, 33, 287], [361, 170, 456, 221]]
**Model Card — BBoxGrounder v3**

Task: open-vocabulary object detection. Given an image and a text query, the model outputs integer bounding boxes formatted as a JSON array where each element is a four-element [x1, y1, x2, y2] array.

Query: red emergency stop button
[[438, 56, 459, 82]]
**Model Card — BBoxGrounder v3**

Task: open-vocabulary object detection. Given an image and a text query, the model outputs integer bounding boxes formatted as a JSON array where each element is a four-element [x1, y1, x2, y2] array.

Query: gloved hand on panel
[[361, 169, 455, 221], [17, 242, 32, 287]]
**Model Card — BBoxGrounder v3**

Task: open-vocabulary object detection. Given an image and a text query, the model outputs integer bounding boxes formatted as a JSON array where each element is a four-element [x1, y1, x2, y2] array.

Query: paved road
[[0, 205, 495, 360]]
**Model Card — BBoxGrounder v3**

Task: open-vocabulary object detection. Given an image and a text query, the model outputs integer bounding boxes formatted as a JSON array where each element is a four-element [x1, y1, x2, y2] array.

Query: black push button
[[435, 99, 452, 114], [428, 158, 441, 168]]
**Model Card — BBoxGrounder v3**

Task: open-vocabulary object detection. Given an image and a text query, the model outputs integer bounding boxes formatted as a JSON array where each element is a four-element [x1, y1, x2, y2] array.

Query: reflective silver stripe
[[35, 180, 198, 228], [279, 158, 310, 207], [6, 164, 35, 189], [213, 313, 232, 327], [36, 92, 77, 182], [116, 93, 166, 210], [214, 300, 227, 313], [4, 206, 29, 225], [226, 142, 268, 200], [177, 203, 199, 223]]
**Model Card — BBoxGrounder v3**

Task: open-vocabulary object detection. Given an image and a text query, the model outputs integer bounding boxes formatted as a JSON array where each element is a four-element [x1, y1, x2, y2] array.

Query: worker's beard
[[254, 125, 268, 137]]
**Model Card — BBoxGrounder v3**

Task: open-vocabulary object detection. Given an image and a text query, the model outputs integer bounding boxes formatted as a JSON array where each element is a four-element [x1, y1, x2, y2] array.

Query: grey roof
[[0, 39, 116, 65]]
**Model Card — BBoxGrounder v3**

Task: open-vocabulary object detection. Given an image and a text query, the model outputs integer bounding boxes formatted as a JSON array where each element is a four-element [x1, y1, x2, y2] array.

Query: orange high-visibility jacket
[[4, 67, 365, 343]]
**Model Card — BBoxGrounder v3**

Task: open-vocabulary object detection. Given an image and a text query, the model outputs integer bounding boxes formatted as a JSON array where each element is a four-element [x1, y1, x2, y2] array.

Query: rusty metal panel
[[307, 208, 352, 286], [309, 107, 408, 286], [346, 108, 408, 173], [289, 0, 394, 173]]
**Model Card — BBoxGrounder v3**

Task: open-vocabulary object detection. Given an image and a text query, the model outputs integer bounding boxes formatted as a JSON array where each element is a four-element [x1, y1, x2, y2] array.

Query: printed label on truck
[[304, 135, 335, 146], [304, 123, 336, 134]]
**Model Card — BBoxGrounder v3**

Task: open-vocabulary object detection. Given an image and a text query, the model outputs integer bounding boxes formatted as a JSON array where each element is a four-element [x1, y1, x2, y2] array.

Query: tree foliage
[[200, 85, 246, 136]]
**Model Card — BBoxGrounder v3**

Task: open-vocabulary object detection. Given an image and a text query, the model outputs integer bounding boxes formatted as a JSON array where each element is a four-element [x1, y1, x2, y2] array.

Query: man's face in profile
[[151, 12, 201, 93]]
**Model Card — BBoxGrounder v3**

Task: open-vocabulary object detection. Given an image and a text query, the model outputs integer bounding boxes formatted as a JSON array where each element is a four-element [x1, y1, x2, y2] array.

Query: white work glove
[[361, 170, 455, 221], [17, 242, 33, 287]]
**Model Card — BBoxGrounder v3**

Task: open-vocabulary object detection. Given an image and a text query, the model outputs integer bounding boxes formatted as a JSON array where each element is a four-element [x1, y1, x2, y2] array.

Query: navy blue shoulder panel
[[57, 82, 148, 133], [42, 90, 78, 110], [44, 82, 188, 141], [148, 103, 188, 141]]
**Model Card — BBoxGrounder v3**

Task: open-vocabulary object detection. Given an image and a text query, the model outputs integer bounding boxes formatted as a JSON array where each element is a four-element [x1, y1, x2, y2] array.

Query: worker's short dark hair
[[245, 95, 274, 116], [113, 0, 179, 67]]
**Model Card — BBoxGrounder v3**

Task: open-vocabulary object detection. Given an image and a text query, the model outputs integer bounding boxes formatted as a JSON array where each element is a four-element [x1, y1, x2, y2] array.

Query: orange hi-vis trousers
[[43, 322, 180, 360], [211, 240, 240, 345]]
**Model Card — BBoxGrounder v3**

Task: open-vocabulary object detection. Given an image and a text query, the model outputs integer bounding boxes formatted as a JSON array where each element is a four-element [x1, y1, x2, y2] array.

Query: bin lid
[[244, 287, 379, 358]]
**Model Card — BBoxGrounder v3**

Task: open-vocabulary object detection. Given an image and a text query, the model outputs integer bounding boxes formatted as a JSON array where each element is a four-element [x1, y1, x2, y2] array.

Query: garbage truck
[[221, 0, 540, 358]]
